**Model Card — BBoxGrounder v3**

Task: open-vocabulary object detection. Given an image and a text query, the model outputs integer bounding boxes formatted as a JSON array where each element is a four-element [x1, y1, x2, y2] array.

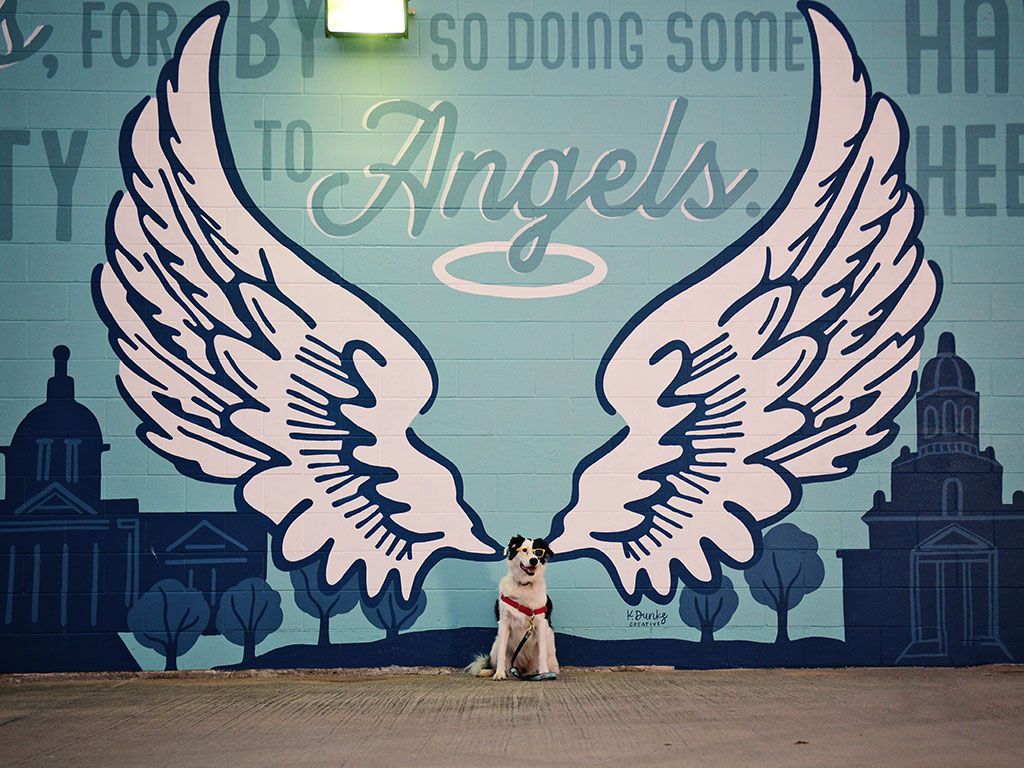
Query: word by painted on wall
[[81, 0, 323, 77]]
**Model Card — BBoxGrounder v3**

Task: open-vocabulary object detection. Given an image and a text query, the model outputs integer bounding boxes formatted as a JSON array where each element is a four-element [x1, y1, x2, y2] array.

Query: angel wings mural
[[95, 1, 939, 610], [93, 3, 499, 605], [547, 2, 941, 603]]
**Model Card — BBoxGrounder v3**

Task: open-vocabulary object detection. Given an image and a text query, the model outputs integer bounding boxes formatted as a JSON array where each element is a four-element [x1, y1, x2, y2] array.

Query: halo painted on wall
[[432, 242, 608, 299]]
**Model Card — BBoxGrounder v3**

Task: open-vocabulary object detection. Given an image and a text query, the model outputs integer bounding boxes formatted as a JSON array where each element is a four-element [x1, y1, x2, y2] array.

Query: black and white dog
[[467, 535, 559, 680]]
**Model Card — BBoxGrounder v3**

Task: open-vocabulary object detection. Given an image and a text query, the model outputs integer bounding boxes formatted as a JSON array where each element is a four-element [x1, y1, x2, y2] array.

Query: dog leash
[[507, 615, 536, 672]]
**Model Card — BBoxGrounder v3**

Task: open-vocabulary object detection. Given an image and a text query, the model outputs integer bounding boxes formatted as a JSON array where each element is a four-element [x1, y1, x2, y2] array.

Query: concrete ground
[[1, 666, 1022, 767]]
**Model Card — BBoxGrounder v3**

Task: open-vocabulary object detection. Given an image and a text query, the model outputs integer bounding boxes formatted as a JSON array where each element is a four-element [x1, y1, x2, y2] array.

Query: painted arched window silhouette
[[942, 401, 957, 435], [961, 405, 975, 435], [923, 406, 938, 436], [942, 478, 964, 516]]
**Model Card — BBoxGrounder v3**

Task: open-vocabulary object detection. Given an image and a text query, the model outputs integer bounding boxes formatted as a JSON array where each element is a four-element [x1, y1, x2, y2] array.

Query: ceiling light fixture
[[325, 0, 411, 38]]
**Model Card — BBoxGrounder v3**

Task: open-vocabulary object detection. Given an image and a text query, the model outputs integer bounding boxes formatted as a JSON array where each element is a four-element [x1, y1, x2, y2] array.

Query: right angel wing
[[94, 3, 498, 602], [547, 1, 940, 603]]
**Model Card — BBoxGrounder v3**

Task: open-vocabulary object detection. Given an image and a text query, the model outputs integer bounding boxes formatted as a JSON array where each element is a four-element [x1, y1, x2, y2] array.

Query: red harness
[[501, 594, 547, 617]]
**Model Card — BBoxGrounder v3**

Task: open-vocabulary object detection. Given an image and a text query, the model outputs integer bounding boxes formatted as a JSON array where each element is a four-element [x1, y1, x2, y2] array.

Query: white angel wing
[[93, 4, 497, 602], [547, 3, 941, 603]]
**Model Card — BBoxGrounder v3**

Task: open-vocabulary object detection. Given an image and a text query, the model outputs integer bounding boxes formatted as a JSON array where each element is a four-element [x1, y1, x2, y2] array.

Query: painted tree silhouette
[[216, 577, 284, 665], [362, 588, 427, 641], [127, 580, 209, 671], [743, 523, 825, 643], [290, 561, 359, 648], [678, 575, 739, 643]]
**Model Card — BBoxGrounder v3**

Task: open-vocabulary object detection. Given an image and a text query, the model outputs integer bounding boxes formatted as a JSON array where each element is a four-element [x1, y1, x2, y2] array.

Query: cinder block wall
[[1, 0, 1022, 672]]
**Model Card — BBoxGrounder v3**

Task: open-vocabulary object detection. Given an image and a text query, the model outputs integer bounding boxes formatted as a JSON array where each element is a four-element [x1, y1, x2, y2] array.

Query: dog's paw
[[493, 670, 507, 681]]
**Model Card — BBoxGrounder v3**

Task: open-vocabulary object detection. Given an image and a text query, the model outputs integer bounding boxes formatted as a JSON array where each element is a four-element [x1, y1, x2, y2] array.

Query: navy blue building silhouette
[[0, 347, 267, 670], [839, 333, 1024, 665], [0, 347, 140, 634], [141, 516, 267, 633]]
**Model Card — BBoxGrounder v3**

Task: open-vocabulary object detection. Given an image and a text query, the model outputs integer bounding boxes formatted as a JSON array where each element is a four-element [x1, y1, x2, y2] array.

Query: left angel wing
[[547, 2, 941, 603], [94, 3, 498, 603]]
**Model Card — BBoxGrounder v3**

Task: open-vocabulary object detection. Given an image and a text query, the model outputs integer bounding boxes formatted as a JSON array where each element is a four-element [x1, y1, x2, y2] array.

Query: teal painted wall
[[1, 0, 1023, 672]]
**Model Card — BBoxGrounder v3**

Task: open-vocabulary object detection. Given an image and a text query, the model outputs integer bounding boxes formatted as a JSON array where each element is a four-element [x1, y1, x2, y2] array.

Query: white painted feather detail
[[547, 3, 941, 603], [94, 5, 497, 603]]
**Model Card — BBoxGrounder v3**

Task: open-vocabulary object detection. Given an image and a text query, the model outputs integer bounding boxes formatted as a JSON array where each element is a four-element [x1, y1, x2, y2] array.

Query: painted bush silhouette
[[216, 577, 284, 665], [127, 579, 210, 671], [290, 561, 359, 648], [678, 575, 739, 643], [362, 588, 427, 641], [743, 523, 825, 643]]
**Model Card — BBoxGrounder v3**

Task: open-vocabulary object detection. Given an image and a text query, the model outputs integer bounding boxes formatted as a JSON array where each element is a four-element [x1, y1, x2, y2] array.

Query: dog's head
[[505, 534, 553, 582]]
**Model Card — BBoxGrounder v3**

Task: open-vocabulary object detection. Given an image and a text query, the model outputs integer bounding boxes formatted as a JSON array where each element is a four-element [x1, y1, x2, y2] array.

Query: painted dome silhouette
[[11, 346, 102, 443], [920, 332, 976, 394], [915, 332, 980, 452], [2, 346, 107, 510]]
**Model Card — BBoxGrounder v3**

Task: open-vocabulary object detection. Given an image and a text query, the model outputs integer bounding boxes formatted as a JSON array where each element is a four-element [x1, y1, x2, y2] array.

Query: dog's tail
[[464, 653, 495, 677]]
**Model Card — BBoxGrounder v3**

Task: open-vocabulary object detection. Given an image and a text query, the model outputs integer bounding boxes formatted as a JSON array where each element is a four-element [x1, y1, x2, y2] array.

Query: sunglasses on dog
[[518, 546, 547, 558]]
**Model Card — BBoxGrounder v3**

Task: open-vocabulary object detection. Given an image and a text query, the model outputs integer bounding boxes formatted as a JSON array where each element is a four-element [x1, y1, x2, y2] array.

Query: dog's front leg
[[535, 618, 551, 675], [492, 618, 510, 680], [547, 627, 560, 675]]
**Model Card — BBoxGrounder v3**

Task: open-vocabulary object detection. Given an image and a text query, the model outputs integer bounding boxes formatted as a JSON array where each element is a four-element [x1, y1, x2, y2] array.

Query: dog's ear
[[534, 538, 553, 562], [506, 534, 525, 559]]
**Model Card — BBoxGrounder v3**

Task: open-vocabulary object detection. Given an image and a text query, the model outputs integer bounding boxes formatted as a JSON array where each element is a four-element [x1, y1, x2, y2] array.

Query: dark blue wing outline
[[547, 1, 943, 605], [92, 2, 500, 609]]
